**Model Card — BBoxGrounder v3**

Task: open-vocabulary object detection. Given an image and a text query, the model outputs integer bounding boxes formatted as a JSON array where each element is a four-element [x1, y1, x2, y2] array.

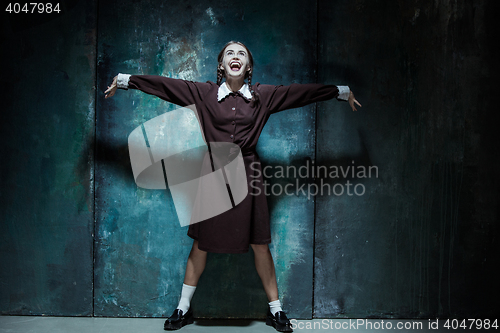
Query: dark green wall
[[0, 0, 95, 315], [1, 0, 498, 319], [315, 0, 499, 318]]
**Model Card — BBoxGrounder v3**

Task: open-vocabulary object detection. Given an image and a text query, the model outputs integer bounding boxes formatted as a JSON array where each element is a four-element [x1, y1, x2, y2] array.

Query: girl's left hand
[[104, 76, 118, 99], [348, 90, 362, 111]]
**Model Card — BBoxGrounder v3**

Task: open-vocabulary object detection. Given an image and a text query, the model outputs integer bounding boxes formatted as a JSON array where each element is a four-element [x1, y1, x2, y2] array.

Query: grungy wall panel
[[95, 0, 317, 318], [0, 0, 96, 315], [315, 0, 499, 318]]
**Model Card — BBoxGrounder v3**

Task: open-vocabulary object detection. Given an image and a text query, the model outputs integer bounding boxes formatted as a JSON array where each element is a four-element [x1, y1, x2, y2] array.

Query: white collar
[[217, 82, 252, 101]]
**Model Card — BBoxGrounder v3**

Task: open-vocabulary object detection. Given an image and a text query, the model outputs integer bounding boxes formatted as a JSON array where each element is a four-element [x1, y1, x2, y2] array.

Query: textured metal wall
[[0, 0, 96, 315], [94, 0, 316, 319], [314, 0, 499, 319]]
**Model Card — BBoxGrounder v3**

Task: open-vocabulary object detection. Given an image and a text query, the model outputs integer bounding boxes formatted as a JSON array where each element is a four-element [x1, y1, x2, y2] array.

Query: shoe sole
[[164, 315, 194, 330]]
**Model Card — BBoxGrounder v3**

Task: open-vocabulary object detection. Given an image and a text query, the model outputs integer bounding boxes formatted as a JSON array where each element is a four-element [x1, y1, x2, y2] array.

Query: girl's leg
[[183, 239, 207, 286], [165, 240, 207, 330], [251, 243, 278, 302], [251, 244, 293, 332], [175, 240, 207, 314]]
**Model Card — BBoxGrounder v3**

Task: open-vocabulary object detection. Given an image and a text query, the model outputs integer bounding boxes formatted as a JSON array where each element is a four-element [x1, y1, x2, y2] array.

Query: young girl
[[105, 41, 361, 332]]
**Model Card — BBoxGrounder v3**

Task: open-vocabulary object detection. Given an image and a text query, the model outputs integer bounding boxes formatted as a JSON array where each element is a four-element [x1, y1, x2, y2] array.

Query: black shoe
[[266, 309, 293, 332], [164, 308, 194, 330]]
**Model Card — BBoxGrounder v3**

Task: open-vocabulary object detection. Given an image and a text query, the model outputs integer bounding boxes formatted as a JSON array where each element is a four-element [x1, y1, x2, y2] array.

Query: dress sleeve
[[257, 83, 349, 114], [117, 73, 208, 107]]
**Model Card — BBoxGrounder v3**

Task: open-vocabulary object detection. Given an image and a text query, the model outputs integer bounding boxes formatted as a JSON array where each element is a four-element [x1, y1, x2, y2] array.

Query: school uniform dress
[[117, 73, 349, 253]]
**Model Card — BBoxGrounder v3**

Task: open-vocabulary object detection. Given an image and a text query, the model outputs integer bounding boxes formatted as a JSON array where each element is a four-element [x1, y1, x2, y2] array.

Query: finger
[[105, 84, 117, 93], [355, 100, 362, 107]]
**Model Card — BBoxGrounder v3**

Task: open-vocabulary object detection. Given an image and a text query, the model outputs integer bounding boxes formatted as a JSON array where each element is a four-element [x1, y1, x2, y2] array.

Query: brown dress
[[127, 75, 342, 253]]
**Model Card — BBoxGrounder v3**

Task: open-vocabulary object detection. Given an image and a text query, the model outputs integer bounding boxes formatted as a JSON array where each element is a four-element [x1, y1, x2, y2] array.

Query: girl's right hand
[[348, 90, 362, 111], [104, 76, 118, 98]]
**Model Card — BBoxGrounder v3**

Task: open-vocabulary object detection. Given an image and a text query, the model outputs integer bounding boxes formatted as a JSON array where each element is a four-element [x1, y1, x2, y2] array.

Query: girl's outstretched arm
[[259, 83, 360, 114], [104, 73, 211, 107]]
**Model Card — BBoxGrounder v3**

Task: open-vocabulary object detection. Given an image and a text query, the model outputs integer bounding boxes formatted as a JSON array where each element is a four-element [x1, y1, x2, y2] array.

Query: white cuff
[[337, 86, 350, 101], [117, 73, 131, 89]]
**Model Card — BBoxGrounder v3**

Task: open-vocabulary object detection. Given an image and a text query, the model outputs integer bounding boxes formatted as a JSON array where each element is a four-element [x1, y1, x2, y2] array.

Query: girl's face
[[220, 43, 251, 80]]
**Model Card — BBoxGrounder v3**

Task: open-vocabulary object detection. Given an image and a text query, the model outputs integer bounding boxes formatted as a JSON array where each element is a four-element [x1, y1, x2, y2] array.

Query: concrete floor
[[0, 316, 485, 333]]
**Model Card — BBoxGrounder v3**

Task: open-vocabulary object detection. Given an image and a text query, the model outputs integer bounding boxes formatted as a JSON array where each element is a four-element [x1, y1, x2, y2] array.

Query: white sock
[[269, 300, 282, 316], [176, 284, 196, 314]]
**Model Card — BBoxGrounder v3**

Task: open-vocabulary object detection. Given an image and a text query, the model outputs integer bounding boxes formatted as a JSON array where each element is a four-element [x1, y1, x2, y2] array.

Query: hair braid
[[247, 71, 259, 106], [217, 67, 224, 86]]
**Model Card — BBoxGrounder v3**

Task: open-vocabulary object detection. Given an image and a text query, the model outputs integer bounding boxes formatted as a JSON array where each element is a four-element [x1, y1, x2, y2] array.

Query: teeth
[[229, 61, 241, 71]]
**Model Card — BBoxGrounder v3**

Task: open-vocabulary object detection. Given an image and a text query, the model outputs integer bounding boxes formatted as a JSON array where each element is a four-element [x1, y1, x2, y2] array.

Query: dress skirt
[[187, 150, 271, 253]]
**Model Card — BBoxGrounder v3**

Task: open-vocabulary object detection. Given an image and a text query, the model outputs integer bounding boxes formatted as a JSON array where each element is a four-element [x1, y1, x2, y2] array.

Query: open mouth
[[230, 61, 241, 71]]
